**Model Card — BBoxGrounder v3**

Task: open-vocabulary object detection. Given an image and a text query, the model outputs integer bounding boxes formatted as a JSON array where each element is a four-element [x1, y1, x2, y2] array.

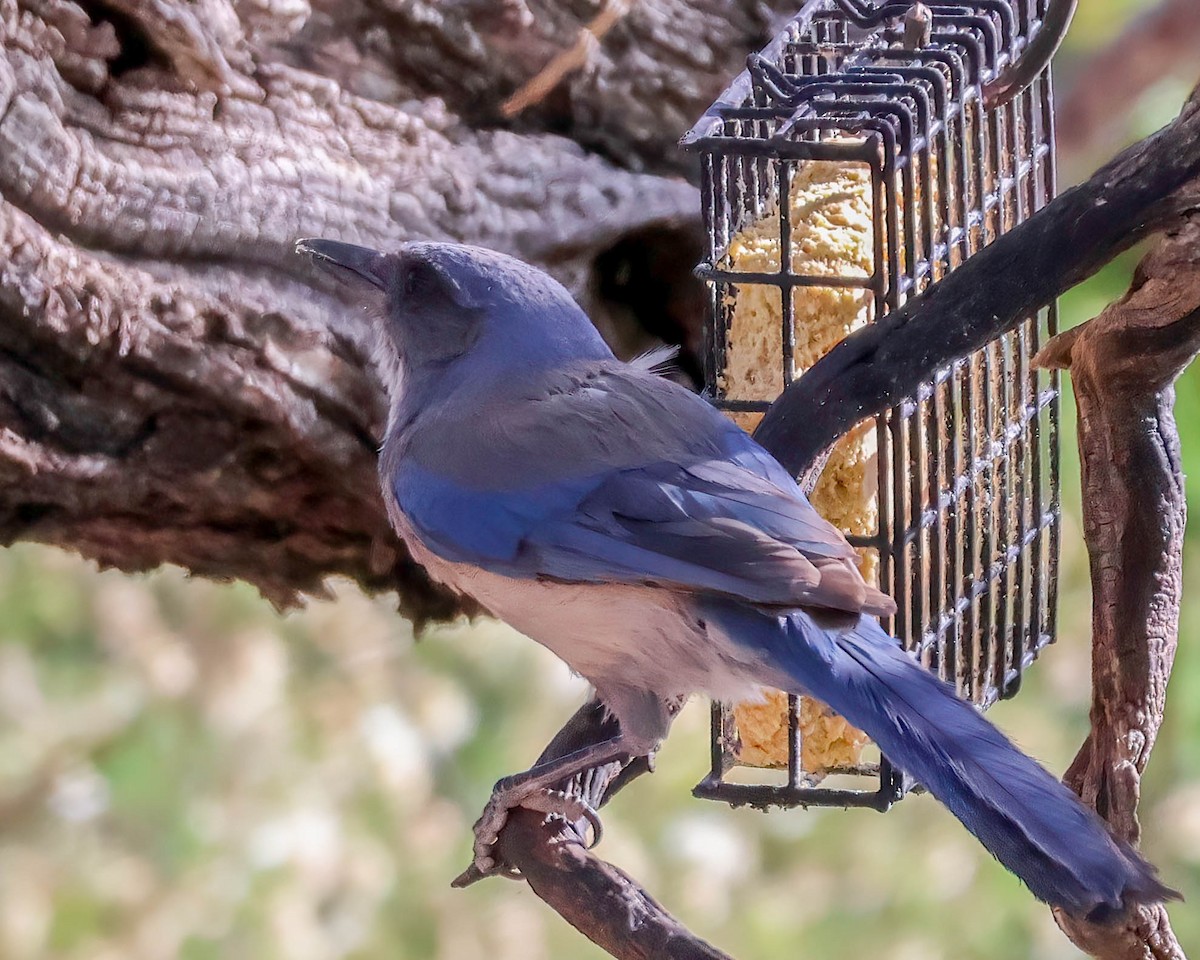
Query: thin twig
[[501, 1, 634, 118]]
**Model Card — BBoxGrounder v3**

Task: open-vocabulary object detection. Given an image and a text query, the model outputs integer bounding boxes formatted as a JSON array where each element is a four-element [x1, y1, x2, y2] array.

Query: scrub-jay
[[297, 238, 1175, 920]]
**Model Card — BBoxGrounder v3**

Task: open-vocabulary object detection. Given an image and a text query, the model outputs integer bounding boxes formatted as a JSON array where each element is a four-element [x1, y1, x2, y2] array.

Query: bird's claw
[[451, 859, 521, 888], [521, 788, 604, 849], [451, 783, 604, 888]]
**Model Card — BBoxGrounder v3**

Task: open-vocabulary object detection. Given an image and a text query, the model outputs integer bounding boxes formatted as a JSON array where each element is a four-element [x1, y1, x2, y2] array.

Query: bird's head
[[295, 239, 612, 403]]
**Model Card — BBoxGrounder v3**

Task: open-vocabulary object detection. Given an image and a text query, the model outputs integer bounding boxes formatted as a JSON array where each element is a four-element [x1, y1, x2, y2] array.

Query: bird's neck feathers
[[381, 317, 615, 438]]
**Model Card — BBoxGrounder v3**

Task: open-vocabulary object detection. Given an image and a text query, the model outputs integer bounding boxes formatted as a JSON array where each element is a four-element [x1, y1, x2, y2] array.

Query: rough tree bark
[[1, 1, 1197, 958], [0, 0, 808, 619], [274, 0, 792, 174]]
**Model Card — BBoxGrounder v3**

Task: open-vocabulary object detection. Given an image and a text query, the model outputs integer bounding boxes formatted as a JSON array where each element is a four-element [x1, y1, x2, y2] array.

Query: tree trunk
[[1, 0, 803, 618]]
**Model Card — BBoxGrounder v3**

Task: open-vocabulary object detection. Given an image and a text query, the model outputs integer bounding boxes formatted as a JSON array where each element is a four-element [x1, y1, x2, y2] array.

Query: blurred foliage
[[3, 3, 1200, 958], [1065, 0, 1149, 46]]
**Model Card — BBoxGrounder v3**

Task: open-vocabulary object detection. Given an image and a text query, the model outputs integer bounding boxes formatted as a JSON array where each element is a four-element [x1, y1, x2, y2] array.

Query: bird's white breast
[[389, 513, 770, 705]]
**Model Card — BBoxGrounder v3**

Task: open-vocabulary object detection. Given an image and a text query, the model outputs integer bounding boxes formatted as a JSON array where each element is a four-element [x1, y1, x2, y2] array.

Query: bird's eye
[[400, 262, 437, 297]]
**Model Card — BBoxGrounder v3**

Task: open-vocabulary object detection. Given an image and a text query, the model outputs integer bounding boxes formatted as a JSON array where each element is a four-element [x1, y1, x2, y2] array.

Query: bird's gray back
[[395, 359, 734, 490]]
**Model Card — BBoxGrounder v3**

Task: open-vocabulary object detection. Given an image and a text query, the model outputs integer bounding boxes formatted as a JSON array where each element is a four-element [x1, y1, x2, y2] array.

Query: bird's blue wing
[[392, 366, 893, 615]]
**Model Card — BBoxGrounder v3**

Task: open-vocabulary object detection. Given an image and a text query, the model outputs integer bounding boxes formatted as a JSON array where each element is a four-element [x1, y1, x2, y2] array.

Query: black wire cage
[[684, 0, 1061, 810]]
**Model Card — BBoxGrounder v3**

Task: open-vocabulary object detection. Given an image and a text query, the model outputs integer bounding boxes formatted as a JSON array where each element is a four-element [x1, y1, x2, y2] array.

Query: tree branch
[[1033, 217, 1199, 960], [489, 699, 732, 960]]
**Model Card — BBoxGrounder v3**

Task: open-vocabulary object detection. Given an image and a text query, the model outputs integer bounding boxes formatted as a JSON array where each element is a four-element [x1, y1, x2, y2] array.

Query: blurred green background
[[2, 5, 1198, 959]]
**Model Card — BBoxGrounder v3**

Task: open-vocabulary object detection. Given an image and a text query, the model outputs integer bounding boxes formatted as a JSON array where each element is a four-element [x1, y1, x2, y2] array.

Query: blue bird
[[297, 237, 1177, 921]]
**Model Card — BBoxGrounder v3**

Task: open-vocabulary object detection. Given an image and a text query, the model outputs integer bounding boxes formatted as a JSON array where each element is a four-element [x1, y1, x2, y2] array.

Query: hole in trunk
[[589, 223, 706, 387], [77, 0, 164, 77]]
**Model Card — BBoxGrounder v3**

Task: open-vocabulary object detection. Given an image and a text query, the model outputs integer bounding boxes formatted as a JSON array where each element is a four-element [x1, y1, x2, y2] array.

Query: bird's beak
[[295, 238, 388, 290]]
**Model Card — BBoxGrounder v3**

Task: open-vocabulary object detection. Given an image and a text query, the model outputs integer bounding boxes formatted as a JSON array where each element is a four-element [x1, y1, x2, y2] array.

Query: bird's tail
[[714, 603, 1179, 920]]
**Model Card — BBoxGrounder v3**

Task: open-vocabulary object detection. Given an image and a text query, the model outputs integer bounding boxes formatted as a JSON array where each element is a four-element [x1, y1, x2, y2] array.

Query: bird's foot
[[451, 779, 603, 888], [449, 734, 634, 888]]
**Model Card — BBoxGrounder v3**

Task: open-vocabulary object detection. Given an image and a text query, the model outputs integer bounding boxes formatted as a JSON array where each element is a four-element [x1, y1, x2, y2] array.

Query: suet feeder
[[684, 0, 1061, 810]]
